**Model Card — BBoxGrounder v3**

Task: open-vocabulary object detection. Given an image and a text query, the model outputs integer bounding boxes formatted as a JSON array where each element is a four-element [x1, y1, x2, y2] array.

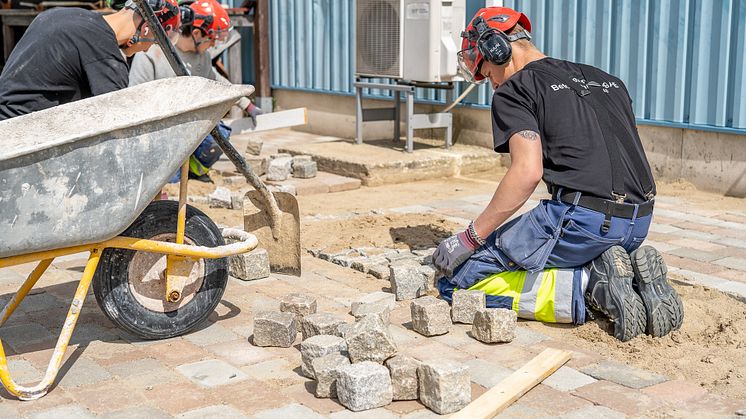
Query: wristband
[[467, 221, 486, 247]]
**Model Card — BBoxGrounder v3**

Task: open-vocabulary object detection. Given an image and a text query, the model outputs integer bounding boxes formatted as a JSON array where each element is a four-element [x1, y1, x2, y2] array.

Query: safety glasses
[[457, 46, 482, 84]]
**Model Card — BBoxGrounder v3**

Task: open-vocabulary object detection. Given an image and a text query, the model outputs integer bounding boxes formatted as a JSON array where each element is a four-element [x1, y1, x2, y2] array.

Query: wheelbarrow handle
[[132, 0, 284, 236]]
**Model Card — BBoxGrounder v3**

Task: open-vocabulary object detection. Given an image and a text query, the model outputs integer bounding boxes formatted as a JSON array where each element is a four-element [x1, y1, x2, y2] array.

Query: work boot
[[630, 245, 684, 337], [585, 246, 647, 342]]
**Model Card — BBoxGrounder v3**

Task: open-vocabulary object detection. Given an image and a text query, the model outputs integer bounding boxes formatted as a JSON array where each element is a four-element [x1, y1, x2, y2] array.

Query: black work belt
[[553, 189, 654, 232]]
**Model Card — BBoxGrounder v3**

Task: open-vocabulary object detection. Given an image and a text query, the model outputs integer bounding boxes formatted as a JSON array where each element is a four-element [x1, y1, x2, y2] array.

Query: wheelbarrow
[[0, 76, 258, 400]]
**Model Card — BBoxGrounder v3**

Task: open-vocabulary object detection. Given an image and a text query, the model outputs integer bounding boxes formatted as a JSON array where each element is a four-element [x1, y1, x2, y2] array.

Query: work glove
[[246, 103, 263, 126], [433, 225, 482, 278]]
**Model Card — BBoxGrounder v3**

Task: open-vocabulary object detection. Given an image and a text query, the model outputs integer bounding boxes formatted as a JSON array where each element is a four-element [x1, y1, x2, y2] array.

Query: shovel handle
[[133, 0, 283, 236]]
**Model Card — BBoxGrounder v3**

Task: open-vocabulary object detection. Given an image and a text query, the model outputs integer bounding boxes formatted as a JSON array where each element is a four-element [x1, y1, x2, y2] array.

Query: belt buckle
[[612, 193, 626, 204]]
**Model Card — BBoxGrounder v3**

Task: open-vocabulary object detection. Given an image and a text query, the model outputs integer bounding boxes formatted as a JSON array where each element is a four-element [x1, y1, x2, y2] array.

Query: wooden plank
[[225, 107, 307, 133], [450, 348, 572, 419], [252, 0, 270, 98]]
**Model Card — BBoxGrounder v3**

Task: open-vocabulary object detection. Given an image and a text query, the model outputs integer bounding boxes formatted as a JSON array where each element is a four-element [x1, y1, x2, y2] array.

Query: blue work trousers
[[448, 192, 653, 290]]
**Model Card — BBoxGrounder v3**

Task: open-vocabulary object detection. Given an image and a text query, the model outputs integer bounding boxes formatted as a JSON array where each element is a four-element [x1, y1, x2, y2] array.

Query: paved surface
[[2, 190, 746, 417]]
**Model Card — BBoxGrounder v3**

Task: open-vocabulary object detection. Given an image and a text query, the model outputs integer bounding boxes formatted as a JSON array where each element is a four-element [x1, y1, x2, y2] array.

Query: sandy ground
[[179, 170, 746, 400]]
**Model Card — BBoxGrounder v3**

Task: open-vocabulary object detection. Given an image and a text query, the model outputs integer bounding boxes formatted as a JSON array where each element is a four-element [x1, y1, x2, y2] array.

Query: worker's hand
[[246, 103, 263, 126], [433, 230, 480, 278]]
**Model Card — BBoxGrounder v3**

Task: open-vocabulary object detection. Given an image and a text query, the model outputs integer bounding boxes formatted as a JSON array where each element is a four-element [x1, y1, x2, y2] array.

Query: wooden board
[[450, 348, 572, 419], [225, 107, 307, 134]]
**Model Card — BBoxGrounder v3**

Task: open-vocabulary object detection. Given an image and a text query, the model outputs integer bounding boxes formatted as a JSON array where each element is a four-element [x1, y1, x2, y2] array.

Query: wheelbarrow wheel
[[93, 200, 228, 340]]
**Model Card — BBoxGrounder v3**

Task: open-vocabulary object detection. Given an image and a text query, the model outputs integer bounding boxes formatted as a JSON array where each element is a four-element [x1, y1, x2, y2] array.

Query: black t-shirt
[[491, 57, 656, 204], [0, 8, 129, 121]]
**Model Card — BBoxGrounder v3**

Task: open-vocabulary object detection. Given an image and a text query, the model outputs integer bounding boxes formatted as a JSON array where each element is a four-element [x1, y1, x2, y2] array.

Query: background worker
[[0, 0, 181, 121], [433, 7, 683, 342], [129, 0, 262, 183]]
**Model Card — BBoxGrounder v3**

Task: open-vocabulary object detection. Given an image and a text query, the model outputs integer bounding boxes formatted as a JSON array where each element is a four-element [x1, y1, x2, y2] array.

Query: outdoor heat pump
[[355, 0, 466, 83]]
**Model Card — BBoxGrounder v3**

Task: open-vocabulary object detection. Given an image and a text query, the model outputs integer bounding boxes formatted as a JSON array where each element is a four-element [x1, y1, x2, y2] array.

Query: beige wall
[[275, 89, 746, 197]]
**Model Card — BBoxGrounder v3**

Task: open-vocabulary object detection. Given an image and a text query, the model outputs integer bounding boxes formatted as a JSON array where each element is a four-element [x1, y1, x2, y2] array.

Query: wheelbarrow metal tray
[[0, 77, 254, 258]]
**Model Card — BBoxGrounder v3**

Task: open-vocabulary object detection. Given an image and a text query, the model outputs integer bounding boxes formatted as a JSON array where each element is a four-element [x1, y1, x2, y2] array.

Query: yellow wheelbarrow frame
[[0, 163, 256, 400]]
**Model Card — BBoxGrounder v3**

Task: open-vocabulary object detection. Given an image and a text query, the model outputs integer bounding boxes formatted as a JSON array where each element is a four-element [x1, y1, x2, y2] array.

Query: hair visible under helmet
[[457, 7, 531, 83], [179, 0, 231, 45]]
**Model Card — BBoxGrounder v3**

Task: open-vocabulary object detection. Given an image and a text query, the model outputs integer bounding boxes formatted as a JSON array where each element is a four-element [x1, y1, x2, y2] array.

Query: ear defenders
[[472, 16, 532, 66]]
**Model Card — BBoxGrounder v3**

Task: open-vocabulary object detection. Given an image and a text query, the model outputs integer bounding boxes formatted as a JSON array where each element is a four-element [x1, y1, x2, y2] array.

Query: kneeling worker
[[433, 7, 683, 341], [129, 0, 262, 183], [0, 0, 181, 121]]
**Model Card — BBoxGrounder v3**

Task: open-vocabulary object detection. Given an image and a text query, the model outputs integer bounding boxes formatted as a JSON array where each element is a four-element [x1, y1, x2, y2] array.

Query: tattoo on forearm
[[517, 130, 539, 141]]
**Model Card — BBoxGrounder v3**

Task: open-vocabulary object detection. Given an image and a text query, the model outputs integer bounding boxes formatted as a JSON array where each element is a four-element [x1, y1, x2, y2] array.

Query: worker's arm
[[128, 52, 157, 87], [209, 58, 259, 120], [433, 130, 543, 277], [473, 130, 544, 238]]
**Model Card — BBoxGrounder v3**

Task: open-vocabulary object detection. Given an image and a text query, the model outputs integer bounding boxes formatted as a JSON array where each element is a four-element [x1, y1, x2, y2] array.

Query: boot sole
[[602, 247, 647, 342], [631, 245, 684, 337]]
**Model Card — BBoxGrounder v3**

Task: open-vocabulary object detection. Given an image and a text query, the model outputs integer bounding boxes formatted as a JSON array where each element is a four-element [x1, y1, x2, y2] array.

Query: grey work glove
[[245, 103, 263, 126], [433, 230, 480, 278]]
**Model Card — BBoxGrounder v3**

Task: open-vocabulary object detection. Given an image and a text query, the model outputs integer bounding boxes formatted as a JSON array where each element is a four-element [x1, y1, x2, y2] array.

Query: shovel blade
[[243, 190, 301, 276]]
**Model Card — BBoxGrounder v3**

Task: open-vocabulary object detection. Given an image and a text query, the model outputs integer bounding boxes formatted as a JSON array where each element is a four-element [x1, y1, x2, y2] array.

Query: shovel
[[135, 0, 301, 275]]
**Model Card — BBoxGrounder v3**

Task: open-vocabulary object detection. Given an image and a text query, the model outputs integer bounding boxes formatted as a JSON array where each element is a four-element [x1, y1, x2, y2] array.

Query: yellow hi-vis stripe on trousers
[[467, 268, 576, 323]]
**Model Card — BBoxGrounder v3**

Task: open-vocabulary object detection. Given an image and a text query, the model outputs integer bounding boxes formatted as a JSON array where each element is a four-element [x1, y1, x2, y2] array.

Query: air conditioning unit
[[356, 0, 466, 83]]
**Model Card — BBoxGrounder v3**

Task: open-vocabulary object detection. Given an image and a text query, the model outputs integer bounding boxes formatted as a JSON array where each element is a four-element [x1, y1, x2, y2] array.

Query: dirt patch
[[526, 280, 746, 400], [302, 213, 463, 253]]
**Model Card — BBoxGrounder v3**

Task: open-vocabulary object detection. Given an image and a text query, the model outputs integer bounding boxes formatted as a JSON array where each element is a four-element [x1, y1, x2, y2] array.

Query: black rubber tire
[[93, 200, 228, 340]]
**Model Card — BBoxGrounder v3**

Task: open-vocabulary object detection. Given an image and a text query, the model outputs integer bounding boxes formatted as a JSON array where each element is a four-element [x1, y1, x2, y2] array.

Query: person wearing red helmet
[[129, 0, 260, 183], [0, 0, 180, 121], [434, 7, 681, 342]]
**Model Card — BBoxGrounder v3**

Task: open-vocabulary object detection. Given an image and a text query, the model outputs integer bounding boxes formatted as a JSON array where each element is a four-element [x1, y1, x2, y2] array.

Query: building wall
[[275, 89, 746, 197], [268, 0, 746, 134]]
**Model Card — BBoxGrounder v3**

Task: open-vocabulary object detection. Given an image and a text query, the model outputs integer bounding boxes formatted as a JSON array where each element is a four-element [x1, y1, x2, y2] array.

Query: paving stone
[[209, 186, 233, 209], [107, 357, 177, 387], [714, 256, 746, 271], [175, 359, 248, 388], [410, 296, 452, 337], [243, 358, 301, 383], [229, 248, 271, 281], [293, 160, 318, 179], [205, 339, 274, 366], [99, 406, 172, 419], [184, 322, 239, 347], [27, 405, 95, 419], [542, 366, 597, 392], [368, 264, 391, 280], [385, 355, 420, 401], [559, 405, 626, 419], [471, 308, 517, 343], [231, 192, 245, 210], [345, 314, 398, 363], [245, 138, 264, 156], [390, 261, 429, 300], [512, 325, 550, 345], [330, 409, 400, 419], [451, 290, 486, 324], [571, 379, 665, 416], [317, 172, 362, 193], [58, 357, 112, 388], [245, 156, 268, 176], [0, 405, 19, 419], [252, 403, 327, 419], [7, 359, 42, 384], [337, 361, 394, 411], [0, 322, 55, 352], [280, 293, 318, 322], [300, 312, 348, 340], [312, 353, 351, 398], [176, 405, 247, 419], [640, 379, 708, 404], [223, 175, 246, 185], [417, 359, 471, 415], [667, 247, 723, 262], [352, 301, 391, 324], [267, 156, 293, 181], [253, 311, 297, 347], [350, 291, 396, 316], [580, 361, 668, 389], [301, 334, 348, 378], [464, 358, 513, 388]]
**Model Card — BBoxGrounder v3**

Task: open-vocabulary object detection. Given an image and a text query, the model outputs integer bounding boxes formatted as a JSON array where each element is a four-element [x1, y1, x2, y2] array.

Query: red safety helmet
[[457, 7, 531, 83], [126, 0, 182, 42], [181, 0, 231, 43]]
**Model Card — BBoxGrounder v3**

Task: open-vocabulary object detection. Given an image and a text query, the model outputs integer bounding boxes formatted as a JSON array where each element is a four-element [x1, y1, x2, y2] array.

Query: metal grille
[[356, 0, 401, 77]]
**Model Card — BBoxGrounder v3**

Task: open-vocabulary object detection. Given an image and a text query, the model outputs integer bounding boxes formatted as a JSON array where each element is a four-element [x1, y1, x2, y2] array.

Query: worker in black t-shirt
[[433, 7, 683, 342], [0, 0, 181, 121]]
